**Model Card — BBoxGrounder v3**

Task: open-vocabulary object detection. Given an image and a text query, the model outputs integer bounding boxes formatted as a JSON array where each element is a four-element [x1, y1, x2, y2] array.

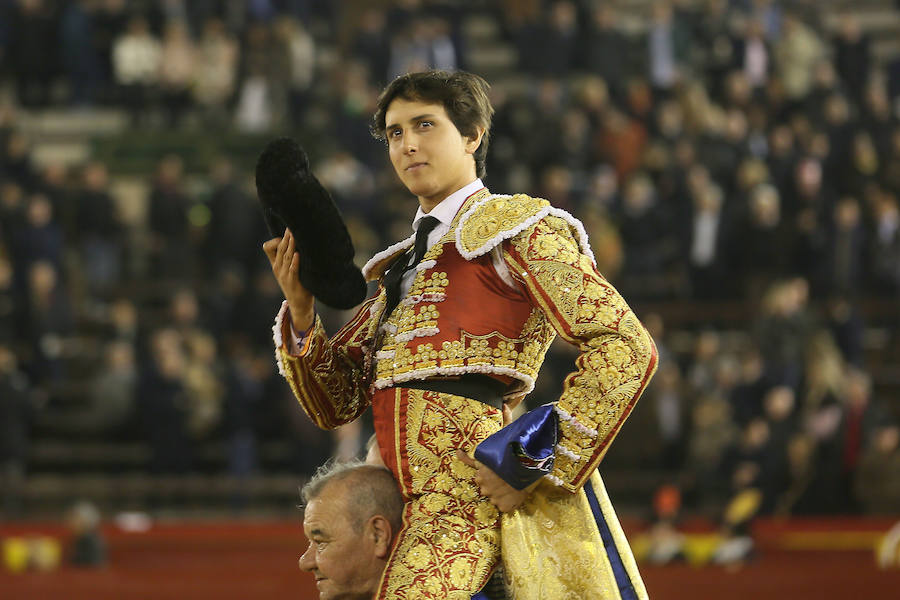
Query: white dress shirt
[[398, 179, 487, 298]]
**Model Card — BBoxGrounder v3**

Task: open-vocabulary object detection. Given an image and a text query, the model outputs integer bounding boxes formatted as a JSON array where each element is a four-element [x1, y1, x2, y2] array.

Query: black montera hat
[[255, 138, 367, 310]]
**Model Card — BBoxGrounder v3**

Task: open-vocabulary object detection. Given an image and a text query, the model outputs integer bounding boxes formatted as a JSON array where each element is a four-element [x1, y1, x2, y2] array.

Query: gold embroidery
[[501, 471, 648, 599], [374, 322, 553, 391], [377, 389, 502, 599], [457, 194, 549, 256]]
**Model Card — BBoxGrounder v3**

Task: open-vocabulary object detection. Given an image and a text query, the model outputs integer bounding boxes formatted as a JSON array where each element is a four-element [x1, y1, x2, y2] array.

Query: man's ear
[[465, 126, 486, 155], [368, 515, 393, 559]]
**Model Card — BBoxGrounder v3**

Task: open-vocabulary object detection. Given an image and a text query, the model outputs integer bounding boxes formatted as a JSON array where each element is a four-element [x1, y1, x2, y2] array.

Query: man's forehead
[[302, 484, 347, 529], [385, 99, 447, 127]]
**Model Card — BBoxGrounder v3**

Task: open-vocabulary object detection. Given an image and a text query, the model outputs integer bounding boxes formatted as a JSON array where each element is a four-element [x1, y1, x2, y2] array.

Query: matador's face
[[385, 98, 483, 211]]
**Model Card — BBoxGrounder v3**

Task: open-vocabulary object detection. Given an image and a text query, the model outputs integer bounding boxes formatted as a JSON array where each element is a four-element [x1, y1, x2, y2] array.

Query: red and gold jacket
[[273, 189, 658, 493]]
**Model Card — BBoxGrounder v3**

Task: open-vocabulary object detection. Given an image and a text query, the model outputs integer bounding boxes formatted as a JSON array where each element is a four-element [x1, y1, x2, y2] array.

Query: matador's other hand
[[456, 449, 539, 513]]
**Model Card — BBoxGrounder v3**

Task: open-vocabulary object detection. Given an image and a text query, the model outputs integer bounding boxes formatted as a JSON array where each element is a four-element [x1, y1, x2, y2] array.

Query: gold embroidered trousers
[[372, 386, 502, 599]]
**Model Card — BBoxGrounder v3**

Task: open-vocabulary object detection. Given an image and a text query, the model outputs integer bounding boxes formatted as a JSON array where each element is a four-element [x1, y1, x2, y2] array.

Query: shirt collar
[[412, 179, 484, 232]]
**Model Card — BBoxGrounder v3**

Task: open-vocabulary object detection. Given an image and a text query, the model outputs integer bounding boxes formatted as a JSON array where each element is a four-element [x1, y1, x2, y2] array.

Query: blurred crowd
[[0, 0, 899, 520]]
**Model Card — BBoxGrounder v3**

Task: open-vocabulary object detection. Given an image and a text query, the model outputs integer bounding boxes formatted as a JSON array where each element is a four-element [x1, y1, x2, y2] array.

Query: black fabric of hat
[[255, 138, 367, 310]]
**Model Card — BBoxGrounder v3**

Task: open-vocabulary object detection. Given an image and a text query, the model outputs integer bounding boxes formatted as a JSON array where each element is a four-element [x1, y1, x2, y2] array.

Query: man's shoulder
[[455, 193, 551, 259]]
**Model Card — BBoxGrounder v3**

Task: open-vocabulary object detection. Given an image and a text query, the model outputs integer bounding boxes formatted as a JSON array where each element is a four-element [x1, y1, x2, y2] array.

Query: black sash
[[395, 374, 507, 410]]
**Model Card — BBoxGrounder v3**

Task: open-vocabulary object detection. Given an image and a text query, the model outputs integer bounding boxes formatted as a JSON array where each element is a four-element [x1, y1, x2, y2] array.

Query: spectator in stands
[[67, 500, 107, 567], [2, 131, 39, 191], [881, 130, 900, 196], [112, 16, 162, 126], [0, 256, 19, 344], [221, 339, 266, 486], [616, 172, 674, 298], [719, 417, 770, 507], [426, 17, 459, 73], [686, 180, 728, 298], [158, 20, 197, 128], [867, 190, 900, 294], [731, 184, 789, 297], [754, 278, 816, 387], [138, 328, 192, 474], [729, 346, 768, 425], [688, 393, 739, 504], [737, 20, 770, 91], [273, 16, 316, 127], [147, 154, 191, 278], [0, 185, 25, 263], [92, 0, 128, 96], [331, 62, 383, 170], [522, 78, 566, 168], [580, 4, 629, 98], [758, 386, 796, 511], [855, 423, 900, 514], [60, 0, 102, 107], [766, 123, 799, 196], [106, 297, 139, 344], [823, 296, 864, 367], [169, 288, 206, 342], [205, 157, 264, 275], [774, 12, 824, 103], [647, 1, 690, 96], [182, 331, 223, 439], [234, 21, 285, 132], [84, 340, 137, 436], [596, 108, 648, 183], [235, 267, 285, 351], [193, 17, 238, 126], [0, 343, 31, 517], [686, 330, 721, 395], [7, 0, 58, 108], [76, 161, 121, 295], [387, 16, 457, 80], [13, 193, 62, 269], [22, 261, 72, 385], [833, 14, 871, 108], [528, 0, 578, 78], [352, 8, 391, 86], [833, 368, 889, 512], [651, 362, 687, 471], [820, 196, 866, 296]]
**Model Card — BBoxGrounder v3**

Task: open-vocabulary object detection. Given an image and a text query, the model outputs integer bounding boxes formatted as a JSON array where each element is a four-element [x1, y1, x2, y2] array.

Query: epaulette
[[454, 194, 550, 259], [455, 194, 596, 265]]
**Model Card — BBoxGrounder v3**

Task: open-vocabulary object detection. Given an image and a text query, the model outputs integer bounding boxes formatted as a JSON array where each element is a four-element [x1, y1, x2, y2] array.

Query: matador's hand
[[262, 229, 315, 331], [456, 448, 540, 513]]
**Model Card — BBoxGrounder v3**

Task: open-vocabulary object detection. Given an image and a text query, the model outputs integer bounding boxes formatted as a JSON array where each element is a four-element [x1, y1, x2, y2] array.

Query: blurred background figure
[[67, 500, 106, 567]]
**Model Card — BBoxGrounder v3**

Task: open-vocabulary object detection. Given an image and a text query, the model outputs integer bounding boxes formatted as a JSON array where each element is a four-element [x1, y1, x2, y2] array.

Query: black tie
[[383, 216, 440, 316]]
